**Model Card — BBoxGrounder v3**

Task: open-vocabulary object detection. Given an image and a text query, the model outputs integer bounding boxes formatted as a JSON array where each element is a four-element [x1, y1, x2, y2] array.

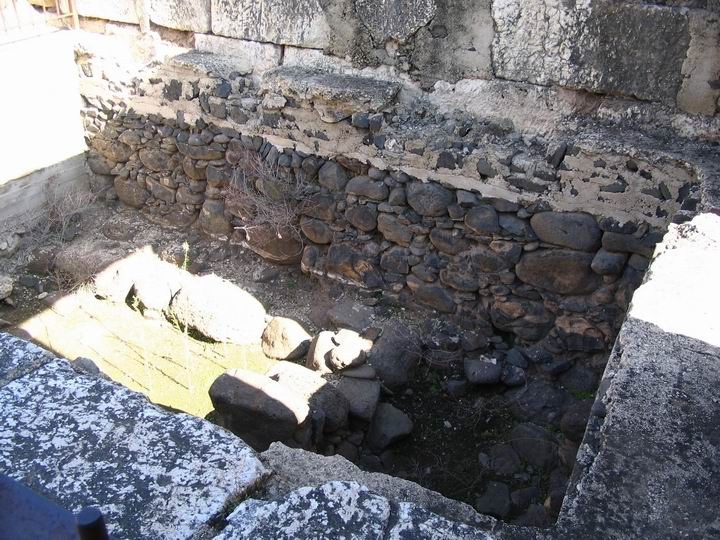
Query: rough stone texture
[[676, 10, 720, 115], [261, 317, 312, 360], [366, 324, 420, 387], [354, 0, 436, 43], [266, 361, 350, 433], [210, 368, 310, 450], [515, 250, 600, 295], [492, 0, 691, 103], [406, 182, 454, 217], [75, 0, 139, 23], [150, 0, 211, 32], [530, 212, 601, 252], [0, 333, 54, 388], [262, 67, 401, 122], [0, 357, 268, 540], [211, 0, 331, 48], [257, 443, 494, 528], [366, 402, 413, 451], [331, 377, 381, 420], [169, 274, 267, 345], [216, 481, 391, 539], [410, 0, 494, 87], [550, 213, 720, 539], [194, 34, 283, 73]]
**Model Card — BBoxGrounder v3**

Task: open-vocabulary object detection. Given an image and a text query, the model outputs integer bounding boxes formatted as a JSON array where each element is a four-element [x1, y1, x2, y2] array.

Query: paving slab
[[214, 481, 495, 540], [0, 332, 54, 387], [0, 355, 269, 539]]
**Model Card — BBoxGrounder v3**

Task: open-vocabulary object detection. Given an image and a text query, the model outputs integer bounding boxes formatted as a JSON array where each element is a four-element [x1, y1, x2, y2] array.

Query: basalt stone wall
[[78, 46, 710, 355]]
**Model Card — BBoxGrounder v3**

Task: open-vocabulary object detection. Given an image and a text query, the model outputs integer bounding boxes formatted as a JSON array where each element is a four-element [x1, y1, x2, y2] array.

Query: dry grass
[[223, 148, 312, 236]]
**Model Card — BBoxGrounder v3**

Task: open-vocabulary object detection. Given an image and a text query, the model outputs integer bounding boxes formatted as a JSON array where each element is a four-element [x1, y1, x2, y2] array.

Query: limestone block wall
[[76, 44, 717, 355], [74, 0, 720, 117]]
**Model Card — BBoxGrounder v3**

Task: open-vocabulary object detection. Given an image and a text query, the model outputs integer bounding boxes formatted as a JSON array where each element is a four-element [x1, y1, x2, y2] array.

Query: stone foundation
[[77, 41, 712, 357]]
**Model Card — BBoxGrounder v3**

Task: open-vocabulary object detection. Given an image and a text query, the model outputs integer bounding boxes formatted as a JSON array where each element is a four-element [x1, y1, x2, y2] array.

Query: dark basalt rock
[[346, 206, 379, 232], [429, 228, 469, 255], [465, 205, 500, 234], [516, 250, 600, 295], [530, 212, 601, 251], [346, 176, 389, 201], [406, 182, 454, 217]]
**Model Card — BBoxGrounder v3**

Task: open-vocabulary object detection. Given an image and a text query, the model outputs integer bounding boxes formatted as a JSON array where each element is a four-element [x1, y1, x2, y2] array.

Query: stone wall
[[74, 0, 720, 117], [76, 42, 717, 355]]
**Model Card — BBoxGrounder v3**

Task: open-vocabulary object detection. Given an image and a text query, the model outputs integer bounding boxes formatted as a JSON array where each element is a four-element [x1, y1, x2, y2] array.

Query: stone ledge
[[0, 354, 269, 539], [0, 332, 55, 388], [261, 66, 401, 122]]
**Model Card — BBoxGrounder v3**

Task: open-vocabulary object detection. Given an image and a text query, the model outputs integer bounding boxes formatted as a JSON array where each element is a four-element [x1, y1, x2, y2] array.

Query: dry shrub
[[33, 186, 98, 244], [223, 148, 312, 236]]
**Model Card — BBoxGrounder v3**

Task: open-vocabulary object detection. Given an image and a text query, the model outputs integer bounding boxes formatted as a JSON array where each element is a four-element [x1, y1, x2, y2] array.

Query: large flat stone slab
[[262, 66, 400, 122], [0, 332, 54, 388], [215, 481, 495, 539], [211, 0, 331, 48], [0, 359, 269, 539], [150, 0, 211, 32], [492, 0, 691, 103]]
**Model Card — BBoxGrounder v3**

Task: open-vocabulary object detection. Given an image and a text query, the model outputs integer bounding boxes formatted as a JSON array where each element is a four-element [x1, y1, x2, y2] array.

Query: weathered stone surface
[[346, 205, 379, 232], [266, 361, 349, 433], [258, 443, 491, 528], [406, 182, 454, 217], [377, 213, 413, 245], [516, 250, 600, 294], [331, 377, 380, 421], [366, 403, 413, 452], [114, 177, 148, 209], [326, 298, 374, 331], [510, 422, 558, 471], [602, 231, 659, 258], [465, 205, 500, 234], [0, 358, 268, 540], [318, 162, 349, 191], [245, 225, 304, 265], [326, 244, 384, 288], [475, 481, 510, 518], [506, 380, 569, 424], [75, 0, 139, 23], [493, 0, 691, 102], [530, 212, 601, 251], [262, 317, 312, 360], [429, 229, 468, 255], [406, 276, 455, 313], [306, 331, 336, 373], [217, 481, 390, 539], [591, 249, 628, 275], [210, 368, 310, 450], [211, 0, 330, 48], [464, 355, 502, 385], [410, 0, 494, 86], [150, 0, 211, 32], [346, 176, 389, 201], [0, 275, 13, 301], [262, 67, 401, 121], [469, 245, 513, 273], [367, 324, 421, 388], [381, 246, 410, 274], [327, 329, 373, 371], [301, 217, 333, 244], [199, 199, 232, 236], [169, 274, 266, 345], [0, 333, 54, 388], [355, 0, 436, 43], [138, 147, 172, 171], [195, 34, 282, 73]]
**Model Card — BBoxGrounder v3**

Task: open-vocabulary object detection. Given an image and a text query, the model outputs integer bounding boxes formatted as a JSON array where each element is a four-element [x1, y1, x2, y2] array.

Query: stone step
[[0, 333, 269, 540]]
